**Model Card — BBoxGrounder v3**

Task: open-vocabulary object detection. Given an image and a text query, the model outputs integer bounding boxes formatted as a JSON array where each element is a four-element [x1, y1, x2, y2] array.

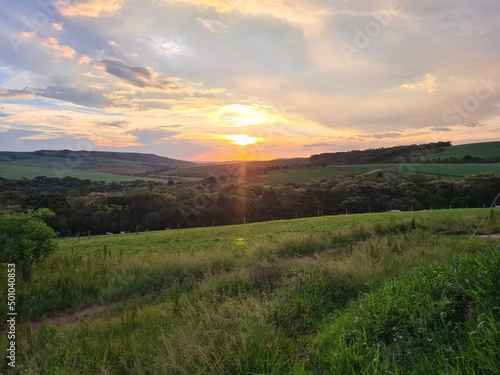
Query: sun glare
[[225, 134, 259, 146]]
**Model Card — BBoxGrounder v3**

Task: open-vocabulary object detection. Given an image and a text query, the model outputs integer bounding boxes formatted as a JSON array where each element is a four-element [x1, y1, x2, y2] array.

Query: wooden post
[[243, 217, 246, 224], [136, 226, 139, 235], [212, 219, 215, 227], [295, 212, 297, 219], [177, 222, 180, 230]]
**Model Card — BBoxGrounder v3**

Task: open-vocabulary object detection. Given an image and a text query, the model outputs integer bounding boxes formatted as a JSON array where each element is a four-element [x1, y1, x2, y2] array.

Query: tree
[[0, 209, 58, 281]]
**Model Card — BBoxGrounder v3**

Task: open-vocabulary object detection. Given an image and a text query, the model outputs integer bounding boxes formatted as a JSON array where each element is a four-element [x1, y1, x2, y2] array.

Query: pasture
[[1, 208, 499, 374], [420, 141, 500, 161]]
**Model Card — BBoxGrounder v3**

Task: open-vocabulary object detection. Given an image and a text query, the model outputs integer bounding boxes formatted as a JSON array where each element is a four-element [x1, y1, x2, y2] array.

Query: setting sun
[[225, 134, 260, 146]]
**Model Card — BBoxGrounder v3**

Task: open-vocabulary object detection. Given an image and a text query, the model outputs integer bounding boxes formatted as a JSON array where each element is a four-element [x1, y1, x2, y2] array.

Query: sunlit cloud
[[52, 23, 63, 31], [225, 134, 260, 146], [400, 74, 436, 94], [57, 0, 125, 17], [196, 17, 227, 33], [79, 55, 93, 65], [21, 32, 76, 59]]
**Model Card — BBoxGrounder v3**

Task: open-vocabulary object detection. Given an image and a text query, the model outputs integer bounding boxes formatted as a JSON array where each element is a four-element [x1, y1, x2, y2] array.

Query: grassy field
[[0, 151, 200, 183], [0, 164, 169, 183], [420, 141, 500, 161], [166, 158, 313, 177], [244, 164, 391, 184], [398, 163, 500, 178], [1, 208, 499, 374]]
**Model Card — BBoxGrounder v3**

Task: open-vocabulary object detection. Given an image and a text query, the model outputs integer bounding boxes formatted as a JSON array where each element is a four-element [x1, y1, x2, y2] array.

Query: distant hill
[[309, 142, 452, 165], [0, 150, 196, 182], [418, 141, 500, 162], [30, 150, 195, 168]]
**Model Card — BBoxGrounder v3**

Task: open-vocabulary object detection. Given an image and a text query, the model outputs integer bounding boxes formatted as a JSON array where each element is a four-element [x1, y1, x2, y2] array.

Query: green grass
[[394, 163, 500, 178], [1, 208, 499, 374], [0, 164, 170, 183], [420, 141, 500, 161], [167, 158, 313, 177], [253, 164, 391, 184], [310, 248, 500, 374]]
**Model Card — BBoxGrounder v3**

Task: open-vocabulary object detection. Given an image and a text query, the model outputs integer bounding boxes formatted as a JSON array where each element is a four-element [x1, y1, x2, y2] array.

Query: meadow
[[0, 164, 170, 183], [420, 141, 500, 161], [1, 208, 499, 374]]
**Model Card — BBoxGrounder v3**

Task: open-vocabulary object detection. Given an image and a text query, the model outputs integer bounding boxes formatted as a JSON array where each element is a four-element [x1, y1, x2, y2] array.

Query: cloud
[[196, 18, 227, 33], [96, 59, 178, 89], [373, 132, 401, 139], [0, 113, 11, 117], [430, 127, 451, 132], [21, 32, 76, 59], [96, 120, 128, 128], [34, 86, 112, 108], [465, 122, 485, 128], [303, 142, 337, 148], [0, 89, 34, 99], [79, 55, 93, 65], [135, 37, 187, 55], [127, 128, 181, 144], [52, 23, 63, 31], [166, 0, 236, 13], [400, 74, 436, 94], [57, 0, 125, 17]]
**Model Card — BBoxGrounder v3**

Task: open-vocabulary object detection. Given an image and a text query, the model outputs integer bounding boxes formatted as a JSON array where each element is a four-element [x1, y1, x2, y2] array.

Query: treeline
[[422, 154, 500, 164], [310, 142, 452, 165], [1, 173, 499, 236]]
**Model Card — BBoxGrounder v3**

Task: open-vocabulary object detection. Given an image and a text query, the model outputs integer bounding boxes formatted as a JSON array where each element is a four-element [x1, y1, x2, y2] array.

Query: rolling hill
[[0, 150, 197, 182], [419, 141, 500, 161]]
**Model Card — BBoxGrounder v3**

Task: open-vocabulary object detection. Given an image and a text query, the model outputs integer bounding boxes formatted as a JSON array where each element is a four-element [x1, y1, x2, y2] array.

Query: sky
[[0, 0, 499, 162]]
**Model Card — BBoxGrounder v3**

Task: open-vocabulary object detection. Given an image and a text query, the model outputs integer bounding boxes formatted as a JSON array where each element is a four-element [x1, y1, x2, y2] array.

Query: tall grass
[[308, 247, 500, 374], [0, 209, 498, 374]]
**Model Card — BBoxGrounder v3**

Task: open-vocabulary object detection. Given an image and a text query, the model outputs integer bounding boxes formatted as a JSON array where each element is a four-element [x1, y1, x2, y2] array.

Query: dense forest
[[0, 172, 499, 236], [309, 142, 452, 165]]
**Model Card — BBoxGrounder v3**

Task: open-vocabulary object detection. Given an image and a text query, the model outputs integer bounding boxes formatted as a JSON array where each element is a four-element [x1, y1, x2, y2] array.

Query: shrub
[[0, 209, 58, 281]]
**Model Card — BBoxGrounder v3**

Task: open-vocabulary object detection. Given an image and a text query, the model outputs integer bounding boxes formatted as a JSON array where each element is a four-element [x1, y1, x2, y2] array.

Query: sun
[[225, 134, 259, 146]]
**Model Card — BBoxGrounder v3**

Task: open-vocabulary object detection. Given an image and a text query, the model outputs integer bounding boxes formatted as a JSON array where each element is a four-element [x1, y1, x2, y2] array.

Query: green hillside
[[0, 150, 197, 182], [0, 163, 172, 182], [392, 163, 500, 178], [1, 208, 499, 374], [421, 141, 500, 161]]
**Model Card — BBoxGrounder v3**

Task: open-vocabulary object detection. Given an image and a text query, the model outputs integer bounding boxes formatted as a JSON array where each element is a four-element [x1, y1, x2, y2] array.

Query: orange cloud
[[79, 55, 93, 65], [57, 0, 125, 17], [21, 32, 76, 59], [41, 37, 76, 59], [400, 74, 436, 94]]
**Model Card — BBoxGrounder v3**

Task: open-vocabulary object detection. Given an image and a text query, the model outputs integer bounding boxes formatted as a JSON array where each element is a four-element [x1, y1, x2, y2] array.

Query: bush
[[0, 209, 58, 281]]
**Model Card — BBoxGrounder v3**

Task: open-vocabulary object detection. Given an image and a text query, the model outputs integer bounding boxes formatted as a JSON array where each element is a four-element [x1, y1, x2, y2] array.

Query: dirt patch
[[478, 233, 500, 238], [29, 302, 122, 329]]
